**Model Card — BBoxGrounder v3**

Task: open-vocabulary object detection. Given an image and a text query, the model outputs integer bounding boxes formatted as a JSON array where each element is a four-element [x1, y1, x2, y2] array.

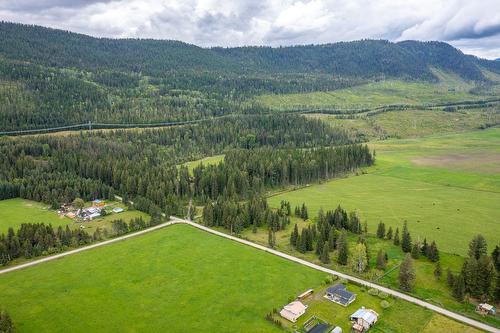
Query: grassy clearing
[[0, 224, 325, 332], [0, 198, 149, 235], [0, 198, 70, 233], [269, 129, 500, 256], [181, 154, 225, 174], [255, 79, 494, 111], [308, 108, 500, 140], [0, 224, 481, 332]]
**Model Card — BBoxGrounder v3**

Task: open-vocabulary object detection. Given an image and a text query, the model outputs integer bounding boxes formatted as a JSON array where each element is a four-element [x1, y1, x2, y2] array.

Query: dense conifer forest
[[1, 22, 500, 131]]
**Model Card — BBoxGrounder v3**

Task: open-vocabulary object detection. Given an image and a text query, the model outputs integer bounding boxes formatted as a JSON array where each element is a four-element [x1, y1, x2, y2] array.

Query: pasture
[[308, 108, 499, 140], [0, 224, 480, 332], [0, 198, 70, 233], [255, 77, 497, 111], [269, 128, 500, 256]]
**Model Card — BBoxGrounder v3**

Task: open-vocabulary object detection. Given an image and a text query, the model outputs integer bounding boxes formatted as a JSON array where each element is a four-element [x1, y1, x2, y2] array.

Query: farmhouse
[[325, 284, 356, 306], [350, 307, 378, 332], [279, 301, 307, 323], [476, 303, 496, 315]]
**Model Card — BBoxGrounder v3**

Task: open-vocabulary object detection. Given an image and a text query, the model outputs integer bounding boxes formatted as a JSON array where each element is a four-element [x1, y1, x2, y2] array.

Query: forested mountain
[[1, 21, 499, 131]]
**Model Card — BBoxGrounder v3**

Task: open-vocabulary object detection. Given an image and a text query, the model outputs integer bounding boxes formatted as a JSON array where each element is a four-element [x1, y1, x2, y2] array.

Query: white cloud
[[0, 0, 499, 59]]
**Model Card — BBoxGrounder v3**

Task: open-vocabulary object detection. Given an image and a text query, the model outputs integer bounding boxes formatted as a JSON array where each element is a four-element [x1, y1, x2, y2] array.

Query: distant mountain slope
[[1, 21, 500, 132], [1, 22, 498, 81]]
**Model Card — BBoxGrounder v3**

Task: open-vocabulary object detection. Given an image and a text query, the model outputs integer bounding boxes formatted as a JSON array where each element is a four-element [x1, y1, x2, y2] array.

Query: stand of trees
[[448, 235, 499, 303]]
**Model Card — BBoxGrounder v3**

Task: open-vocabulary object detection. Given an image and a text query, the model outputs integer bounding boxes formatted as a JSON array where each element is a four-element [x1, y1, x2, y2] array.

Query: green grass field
[[181, 154, 225, 174], [255, 76, 498, 111], [0, 224, 481, 332], [0, 198, 70, 233], [308, 108, 500, 140], [269, 128, 500, 256]]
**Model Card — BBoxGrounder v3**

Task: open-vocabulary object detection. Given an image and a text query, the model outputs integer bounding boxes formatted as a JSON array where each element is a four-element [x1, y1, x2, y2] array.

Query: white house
[[279, 301, 307, 323]]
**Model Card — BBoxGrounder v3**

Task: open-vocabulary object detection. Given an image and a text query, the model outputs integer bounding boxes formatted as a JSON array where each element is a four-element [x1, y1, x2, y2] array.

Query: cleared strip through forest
[[2, 97, 499, 136]]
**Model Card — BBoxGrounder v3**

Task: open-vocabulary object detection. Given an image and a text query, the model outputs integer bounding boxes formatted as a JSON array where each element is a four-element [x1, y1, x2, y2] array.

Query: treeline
[[192, 145, 373, 200], [0, 223, 92, 265], [0, 115, 359, 216], [0, 215, 161, 266]]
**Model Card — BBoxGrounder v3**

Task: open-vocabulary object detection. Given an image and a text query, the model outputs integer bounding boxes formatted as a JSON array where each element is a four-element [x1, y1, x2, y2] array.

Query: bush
[[380, 300, 390, 309], [368, 288, 379, 296], [378, 292, 389, 299]]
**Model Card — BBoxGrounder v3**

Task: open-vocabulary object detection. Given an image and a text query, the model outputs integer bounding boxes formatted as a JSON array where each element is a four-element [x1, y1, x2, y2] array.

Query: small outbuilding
[[112, 207, 124, 213], [279, 301, 307, 323], [325, 284, 356, 306], [476, 303, 496, 316], [331, 327, 342, 333], [298, 288, 314, 300], [350, 307, 379, 332]]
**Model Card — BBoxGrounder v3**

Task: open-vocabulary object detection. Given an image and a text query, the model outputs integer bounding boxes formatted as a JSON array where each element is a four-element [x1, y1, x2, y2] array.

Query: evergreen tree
[[468, 234, 487, 260], [446, 268, 455, 287], [336, 232, 349, 265], [320, 242, 330, 264], [427, 241, 440, 262], [290, 224, 299, 247], [328, 228, 338, 250], [393, 227, 400, 246], [421, 238, 428, 256], [386, 226, 393, 240], [434, 262, 442, 280], [376, 249, 387, 270], [411, 243, 420, 259], [401, 222, 412, 253], [376, 222, 386, 238], [452, 273, 466, 302], [399, 254, 416, 291], [268, 229, 275, 249]]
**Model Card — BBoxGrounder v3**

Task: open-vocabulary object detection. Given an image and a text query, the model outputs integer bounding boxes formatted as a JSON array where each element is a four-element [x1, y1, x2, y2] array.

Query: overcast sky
[[1, 0, 499, 59]]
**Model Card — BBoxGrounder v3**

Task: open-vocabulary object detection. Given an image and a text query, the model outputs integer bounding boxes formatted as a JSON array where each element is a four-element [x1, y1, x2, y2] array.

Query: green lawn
[[269, 129, 500, 256], [0, 198, 70, 233]]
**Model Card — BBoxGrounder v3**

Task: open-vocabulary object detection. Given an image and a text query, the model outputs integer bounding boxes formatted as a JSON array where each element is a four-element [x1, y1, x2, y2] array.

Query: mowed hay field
[[0, 224, 325, 333], [269, 128, 500, 256], [0, 198, 70, 233]]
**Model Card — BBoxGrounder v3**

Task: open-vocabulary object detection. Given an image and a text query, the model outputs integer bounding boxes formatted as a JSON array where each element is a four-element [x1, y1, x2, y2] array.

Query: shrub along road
[[1, 217, 498, 333]]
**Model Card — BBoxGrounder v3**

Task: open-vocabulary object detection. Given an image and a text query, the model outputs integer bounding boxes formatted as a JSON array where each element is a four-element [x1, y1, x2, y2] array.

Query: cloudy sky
[[1, 0, 499, 59]]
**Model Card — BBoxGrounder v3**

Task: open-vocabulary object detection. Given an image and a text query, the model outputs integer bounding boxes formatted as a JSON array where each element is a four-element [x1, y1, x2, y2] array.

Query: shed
[[331, 327, 342, 333], [325, 284, 356, 306], [112, 207, 124, 213], [298, 289, 314, 300], [350, 307, 378, 332]]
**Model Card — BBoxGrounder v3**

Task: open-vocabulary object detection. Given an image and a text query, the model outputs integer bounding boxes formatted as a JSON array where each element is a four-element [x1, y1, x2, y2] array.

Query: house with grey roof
[[350, 307, 379, 332], [324, 284, 356, 306]]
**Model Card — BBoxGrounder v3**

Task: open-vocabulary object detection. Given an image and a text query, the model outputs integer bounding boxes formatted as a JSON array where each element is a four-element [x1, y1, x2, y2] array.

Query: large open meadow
[[255, 73, 500, 111], [0, 224, 479, 332], [269, 128, 500, 256]]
